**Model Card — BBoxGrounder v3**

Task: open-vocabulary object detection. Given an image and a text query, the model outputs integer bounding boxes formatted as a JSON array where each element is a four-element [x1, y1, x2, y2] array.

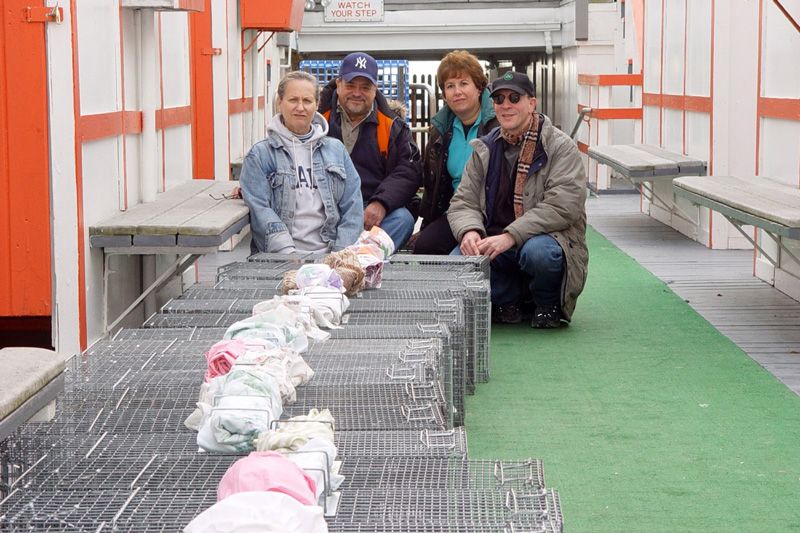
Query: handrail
[[570, 107, 592, 140], [410, 82, 437, 118], [772, 0, 800, 33]]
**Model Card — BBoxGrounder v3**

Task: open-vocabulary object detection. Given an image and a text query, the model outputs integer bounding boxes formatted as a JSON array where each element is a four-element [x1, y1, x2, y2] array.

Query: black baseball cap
[[490, 71, 535, 97]]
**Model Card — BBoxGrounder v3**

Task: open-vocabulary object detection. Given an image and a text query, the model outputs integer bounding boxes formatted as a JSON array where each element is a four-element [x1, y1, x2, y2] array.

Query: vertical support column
[[189, 0, 215, 179], [249, 38, 259, 151], [135, 9, 159, 318], [595, 85, 612, 190], [136, 8, 158, 202]]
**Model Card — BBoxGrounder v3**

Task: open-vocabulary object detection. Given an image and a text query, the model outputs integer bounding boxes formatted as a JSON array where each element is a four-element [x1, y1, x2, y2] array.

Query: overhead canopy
[[297, 4, 566, 57]]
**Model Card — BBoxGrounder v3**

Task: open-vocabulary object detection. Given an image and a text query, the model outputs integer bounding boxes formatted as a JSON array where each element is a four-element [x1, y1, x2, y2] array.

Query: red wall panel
[[0, 1, 52, 317]]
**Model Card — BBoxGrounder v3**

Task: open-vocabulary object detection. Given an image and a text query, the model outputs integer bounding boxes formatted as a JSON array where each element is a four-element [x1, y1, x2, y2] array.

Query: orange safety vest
[[323, 109, 393, 158]]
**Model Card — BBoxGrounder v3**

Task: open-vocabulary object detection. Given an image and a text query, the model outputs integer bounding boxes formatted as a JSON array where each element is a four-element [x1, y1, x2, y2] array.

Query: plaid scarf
[[500, 113, 540, 218]]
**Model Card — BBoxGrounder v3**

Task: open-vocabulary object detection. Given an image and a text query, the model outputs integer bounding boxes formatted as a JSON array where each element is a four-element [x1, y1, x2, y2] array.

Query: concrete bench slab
[[674, 175, 800, 239], [0, 347, 65, 441], [588, 144, 707, 181], [89, 180, 249, 249]]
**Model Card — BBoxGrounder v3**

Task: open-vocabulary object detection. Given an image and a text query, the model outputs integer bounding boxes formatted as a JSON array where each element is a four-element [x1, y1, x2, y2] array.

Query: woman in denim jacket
[[240, 71, 363, 255]]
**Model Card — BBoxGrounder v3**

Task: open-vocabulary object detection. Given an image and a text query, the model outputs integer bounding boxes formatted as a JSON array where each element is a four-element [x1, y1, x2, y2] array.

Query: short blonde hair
[[277, 70, 320, 103]]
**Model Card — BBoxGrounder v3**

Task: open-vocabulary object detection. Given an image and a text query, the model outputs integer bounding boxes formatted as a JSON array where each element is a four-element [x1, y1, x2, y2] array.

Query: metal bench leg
[[637, 180, 697, 226], [104, 253, 201, 335], [1, 440, 9, 498], [726, 217, 800, 268]]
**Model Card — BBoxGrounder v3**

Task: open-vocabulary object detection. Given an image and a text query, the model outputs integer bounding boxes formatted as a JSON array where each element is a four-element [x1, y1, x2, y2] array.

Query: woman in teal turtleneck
[[413, 50, 498, 255]]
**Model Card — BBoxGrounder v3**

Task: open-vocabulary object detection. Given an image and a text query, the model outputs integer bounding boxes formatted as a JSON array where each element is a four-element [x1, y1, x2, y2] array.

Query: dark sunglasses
[[491, 93, 523, 105]]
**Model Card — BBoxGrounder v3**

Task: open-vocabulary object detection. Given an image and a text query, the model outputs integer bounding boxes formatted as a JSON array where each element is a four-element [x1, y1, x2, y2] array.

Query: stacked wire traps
[[0, 253, 562, 532]]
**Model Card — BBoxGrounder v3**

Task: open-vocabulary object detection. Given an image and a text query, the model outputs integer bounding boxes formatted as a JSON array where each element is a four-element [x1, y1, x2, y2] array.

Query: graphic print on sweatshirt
[[297, 165, 318, 190], [292, 159, 326, 252]]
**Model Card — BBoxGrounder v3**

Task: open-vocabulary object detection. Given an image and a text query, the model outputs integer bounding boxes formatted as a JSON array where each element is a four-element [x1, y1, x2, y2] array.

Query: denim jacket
[[240, 114, 364, 254]]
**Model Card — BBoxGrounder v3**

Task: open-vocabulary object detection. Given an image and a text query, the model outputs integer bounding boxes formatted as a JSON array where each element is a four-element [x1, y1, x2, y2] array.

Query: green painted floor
[[465, 228, 800, 533]]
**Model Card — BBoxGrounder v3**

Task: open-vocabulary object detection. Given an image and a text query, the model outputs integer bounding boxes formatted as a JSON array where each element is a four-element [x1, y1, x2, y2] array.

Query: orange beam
[[591, 108, 643, 120], [578, 73, 643, 86], [156, 105, 193, 129], [642, 93, 712, 113], [175, 0, 205, 11], [229, 97, 254, 115], [80, 111, 142, 142], [758, 97, 800, 121], [577, 141, 589, 154], [78, 107, 193, 142], [578, 105, 643, 120]]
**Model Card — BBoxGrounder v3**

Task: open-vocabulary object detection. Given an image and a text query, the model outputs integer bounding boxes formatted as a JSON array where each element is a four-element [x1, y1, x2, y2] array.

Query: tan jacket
[[447, 114, 588, 320]]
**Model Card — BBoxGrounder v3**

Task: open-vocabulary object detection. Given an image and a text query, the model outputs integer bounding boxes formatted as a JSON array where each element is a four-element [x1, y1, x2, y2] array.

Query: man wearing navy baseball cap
[[448, 71, 589, 328], [319, 52, 421, 252]]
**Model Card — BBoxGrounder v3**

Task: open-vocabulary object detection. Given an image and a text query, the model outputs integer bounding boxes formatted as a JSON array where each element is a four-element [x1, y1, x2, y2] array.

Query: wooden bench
[[673, 175, 800, 268], [0, 347, 65, 442], [588, 144, 707, 226], [588, 144, 707, 181], [90, 180, 249, 333]]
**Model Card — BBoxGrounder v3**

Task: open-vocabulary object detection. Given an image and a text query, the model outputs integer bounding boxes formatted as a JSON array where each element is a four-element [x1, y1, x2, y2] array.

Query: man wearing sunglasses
[[448, 72, 588, 328]]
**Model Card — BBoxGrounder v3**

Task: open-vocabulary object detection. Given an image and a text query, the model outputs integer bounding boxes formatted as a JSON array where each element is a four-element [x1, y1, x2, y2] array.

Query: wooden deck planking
[[587, 195, 800, 396]]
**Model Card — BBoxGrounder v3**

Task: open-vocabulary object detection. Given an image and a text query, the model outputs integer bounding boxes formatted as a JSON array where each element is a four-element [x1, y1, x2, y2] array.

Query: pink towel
[[204, 339, 272, 382], [217, 451, 318, 505]]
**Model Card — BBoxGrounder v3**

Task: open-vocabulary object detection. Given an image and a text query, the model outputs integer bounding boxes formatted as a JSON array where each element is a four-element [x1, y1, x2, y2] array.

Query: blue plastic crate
[[300, 59, 411, 121]]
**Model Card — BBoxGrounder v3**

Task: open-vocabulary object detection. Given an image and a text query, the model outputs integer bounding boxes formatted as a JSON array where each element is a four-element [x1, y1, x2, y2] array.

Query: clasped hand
[[459, 231, 515, 259]]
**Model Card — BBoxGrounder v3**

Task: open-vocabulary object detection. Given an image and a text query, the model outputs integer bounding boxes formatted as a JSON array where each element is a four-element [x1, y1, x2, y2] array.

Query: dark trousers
[[452, 234, 565, 307], [412, 216, 458, 255]]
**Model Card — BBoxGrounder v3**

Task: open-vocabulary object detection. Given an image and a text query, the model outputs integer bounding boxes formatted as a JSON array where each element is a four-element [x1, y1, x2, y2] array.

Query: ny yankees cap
[[339, 52, 378, 85]]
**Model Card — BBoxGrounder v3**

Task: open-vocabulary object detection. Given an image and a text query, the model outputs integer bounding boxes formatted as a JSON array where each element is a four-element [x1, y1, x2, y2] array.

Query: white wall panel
[[164, 126, 194, 189], [82, 140, 123, 224], [122, 10, 139, 109], [212, 0, 232, 180], [685, 111, 711, 162], [760, 118, 800, 186], [686, 0, 712, 96], [643, 105, 660, 145], [762, 0, 800, 98], [662, 0, 685, 95], [661, 108, 682, 153], [643, 0, 662, 93], [160, 12, 191, 107], [77, 1, 121, 113], [124, 134, 142, 206], [712, 0, 759, 178], [228, 1, 243, 99], [120, 10, 140, 206]]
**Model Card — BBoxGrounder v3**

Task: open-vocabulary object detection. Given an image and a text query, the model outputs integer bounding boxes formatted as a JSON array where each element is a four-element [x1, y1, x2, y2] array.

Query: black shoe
[[532, 304, 563, 328], [492, 303, 522, 324]]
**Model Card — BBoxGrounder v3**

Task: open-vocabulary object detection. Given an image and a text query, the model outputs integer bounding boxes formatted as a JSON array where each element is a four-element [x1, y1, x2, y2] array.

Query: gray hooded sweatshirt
[[267, 113, 329, 253]]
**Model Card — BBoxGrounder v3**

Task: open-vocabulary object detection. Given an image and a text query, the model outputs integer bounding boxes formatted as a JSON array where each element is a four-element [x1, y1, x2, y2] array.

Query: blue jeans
[[377, 206, 415, 252], [452, 234, 565, 307]]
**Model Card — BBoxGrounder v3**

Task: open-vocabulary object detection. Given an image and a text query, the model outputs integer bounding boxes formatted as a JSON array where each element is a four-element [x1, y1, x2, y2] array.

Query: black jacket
[[419, 89, 498, 226], [319, 80, 421, 215]]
